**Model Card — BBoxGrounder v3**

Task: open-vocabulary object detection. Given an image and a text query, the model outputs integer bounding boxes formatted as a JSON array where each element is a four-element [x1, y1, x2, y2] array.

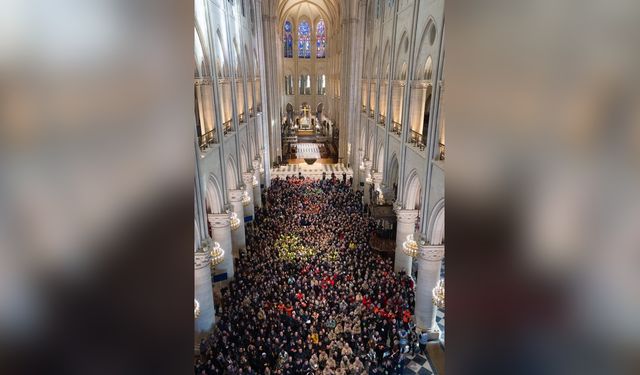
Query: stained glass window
[[316, 19, 326, 58], [283, 21, 293, 58], [298, 21, 310, 58]]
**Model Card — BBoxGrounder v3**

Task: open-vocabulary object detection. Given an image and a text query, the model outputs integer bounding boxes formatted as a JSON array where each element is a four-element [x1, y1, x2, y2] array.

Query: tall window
[[283, 21, 293, 58], [298, 21, 310, 58], [317, 74, 326, 95], [316, 20, 326, 58], [284, 75, 294, 95], [299, 75, 311, 95]]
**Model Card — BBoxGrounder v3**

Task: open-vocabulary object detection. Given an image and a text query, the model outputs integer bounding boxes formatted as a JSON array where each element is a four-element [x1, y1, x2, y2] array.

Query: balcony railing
[[223, 120, 233, 136], [438, 142, 445, 161], [198, 129, 218, 151], [378, 114, 386, 125], [408, 130, 426, 151], [391, 121, 402, 136]]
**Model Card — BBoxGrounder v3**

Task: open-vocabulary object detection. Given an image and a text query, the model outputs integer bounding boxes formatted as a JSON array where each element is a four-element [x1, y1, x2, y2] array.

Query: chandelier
[[229, 211, 241, 231], [402, 234, 419, 257], [210, 240, 224, 267], [252, 175, 259, 187], [432, 279, 445, 309], [376, 190, 386, 205], [241, 190, 251, 206], [194, 299, 201, 319]]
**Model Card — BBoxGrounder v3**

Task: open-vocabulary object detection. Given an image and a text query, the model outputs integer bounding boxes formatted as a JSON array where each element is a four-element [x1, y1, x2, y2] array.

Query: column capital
[[418, 245, 445, 262], [242, 172, 254, 185], [396, 209, 419, 224], [228, 189, 244, 202], [363, 159, 373, 169], [194, 250, 211, 270], [208, 213, 230, 228]]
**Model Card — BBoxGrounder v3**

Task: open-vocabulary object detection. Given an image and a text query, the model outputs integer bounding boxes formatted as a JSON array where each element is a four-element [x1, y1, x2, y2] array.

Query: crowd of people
[[196, 175, 422, 374]]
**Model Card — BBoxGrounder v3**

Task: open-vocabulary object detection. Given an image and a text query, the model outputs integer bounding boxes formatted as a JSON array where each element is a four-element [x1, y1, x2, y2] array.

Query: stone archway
[[428, 200, 445, 245], [404, 170, 422, 210]]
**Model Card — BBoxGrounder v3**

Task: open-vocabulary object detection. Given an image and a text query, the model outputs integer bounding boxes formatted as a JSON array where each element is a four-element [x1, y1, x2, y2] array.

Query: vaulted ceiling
[[278, 0, 341, 27]]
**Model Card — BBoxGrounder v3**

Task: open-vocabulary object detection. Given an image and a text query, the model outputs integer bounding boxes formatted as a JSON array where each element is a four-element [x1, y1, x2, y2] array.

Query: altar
[[299, 104, 312, 130], [299, 116, 311, 130]]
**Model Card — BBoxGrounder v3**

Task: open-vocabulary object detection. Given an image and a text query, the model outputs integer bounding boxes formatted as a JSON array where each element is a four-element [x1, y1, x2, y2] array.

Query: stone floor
[[403, 351, 437, 375]]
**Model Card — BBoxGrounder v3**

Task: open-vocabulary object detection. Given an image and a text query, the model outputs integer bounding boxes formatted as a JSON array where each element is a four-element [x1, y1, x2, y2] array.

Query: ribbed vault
[[278, 0, 341, 27]]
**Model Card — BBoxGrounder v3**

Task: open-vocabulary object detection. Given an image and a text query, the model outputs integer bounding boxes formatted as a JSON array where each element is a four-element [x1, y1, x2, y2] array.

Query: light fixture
[[241, 190, 251, 206], [252, 176, 259, 187], [432, 279, 445, 309], [194, 299, 201, 319], [210, 241, 224, 267], [229, 211, 240, 231], [402, 234, 419, 257], [376, 190, 385, 205]]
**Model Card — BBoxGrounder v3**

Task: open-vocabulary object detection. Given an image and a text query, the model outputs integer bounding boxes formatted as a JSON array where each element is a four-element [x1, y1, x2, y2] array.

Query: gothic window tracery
[[298, 20, 311, 58]]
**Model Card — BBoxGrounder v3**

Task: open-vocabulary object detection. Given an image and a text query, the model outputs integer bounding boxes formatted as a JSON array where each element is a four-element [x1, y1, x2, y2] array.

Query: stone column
[[228, 189, 246, 254], [194, 248, 215, 333], [208, 213, 234, 280], [395, 210, 419, 274], [363, 159, 373, 205], [415, 244, 445, 338], [372, 171, 384, 204], [242, 173, 255, 220], [252, 159, 263, 208]]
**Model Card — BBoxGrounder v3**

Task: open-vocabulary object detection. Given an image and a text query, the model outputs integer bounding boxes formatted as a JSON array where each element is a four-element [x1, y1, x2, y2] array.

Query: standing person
[[418, 329, 429, 355]]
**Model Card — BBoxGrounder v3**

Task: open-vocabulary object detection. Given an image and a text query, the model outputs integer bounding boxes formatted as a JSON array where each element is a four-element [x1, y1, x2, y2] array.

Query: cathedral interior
[[194, 1, 445, 373], [2, 0, 638, 373]]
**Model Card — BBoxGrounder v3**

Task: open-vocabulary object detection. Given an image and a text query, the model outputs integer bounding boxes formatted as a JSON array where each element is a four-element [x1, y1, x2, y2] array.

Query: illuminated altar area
[[298, 104, 312, 130]]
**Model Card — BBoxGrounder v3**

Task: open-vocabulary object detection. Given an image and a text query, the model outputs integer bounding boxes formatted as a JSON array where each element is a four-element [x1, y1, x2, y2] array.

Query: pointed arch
[[298, 19, 311, 58], [428, 199, 445, 245], [232, 39, 243, 77], [240, 143, 249, 173], [395, 30, 409, 80], [388, 153, 399, 188], [371, 46, 378, 78], [248, 133, 256, 162], [244, 44, 252, 79], [360, 130, 367, 159], [206, 174, 224, 214], [194, 28, 209, 78], [226, 155, 239, 190], [368, 134, 375, 160], [316, 19, 326, 58], [376, 143, 385, 173], [363, 49, 370, 78], [404, 169, 423, 210], [381, 40, 391, 80], [423, 56, 433, 81], [214, 29, 227, 78], [283, 19, 293, 58], [413, 17, 438, 80], [253, 48, 260, 78]]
